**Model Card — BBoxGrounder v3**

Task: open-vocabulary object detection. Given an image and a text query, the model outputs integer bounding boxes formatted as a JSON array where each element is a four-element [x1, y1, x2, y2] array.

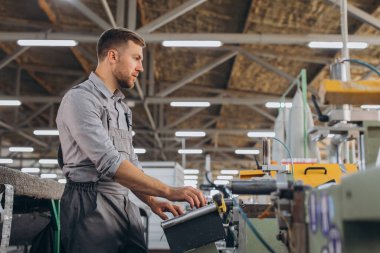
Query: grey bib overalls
[[60, 95, 147, 253]]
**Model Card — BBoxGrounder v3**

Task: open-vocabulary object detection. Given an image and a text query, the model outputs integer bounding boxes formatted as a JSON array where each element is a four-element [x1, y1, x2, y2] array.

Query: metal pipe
[[230, 180, 277, 195], [340, 0, 351, 81]]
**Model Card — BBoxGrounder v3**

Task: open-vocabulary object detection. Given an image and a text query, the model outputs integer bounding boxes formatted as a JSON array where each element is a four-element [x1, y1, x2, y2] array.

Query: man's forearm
[[133, 191, 154, 207], [114, 160, 171, 198]]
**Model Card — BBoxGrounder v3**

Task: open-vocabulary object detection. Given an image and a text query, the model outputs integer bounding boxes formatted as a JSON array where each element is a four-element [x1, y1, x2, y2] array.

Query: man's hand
[[166, 186, 207, 208], [148, 198, 184, 220]]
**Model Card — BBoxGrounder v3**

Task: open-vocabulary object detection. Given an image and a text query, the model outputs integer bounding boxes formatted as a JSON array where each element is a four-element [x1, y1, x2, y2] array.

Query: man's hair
[[96, 28, 145, 61]]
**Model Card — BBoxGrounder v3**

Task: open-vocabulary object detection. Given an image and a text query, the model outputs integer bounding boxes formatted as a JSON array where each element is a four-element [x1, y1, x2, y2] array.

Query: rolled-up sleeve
[[61, 89, 122, 178], [131, 151, 143, 170]]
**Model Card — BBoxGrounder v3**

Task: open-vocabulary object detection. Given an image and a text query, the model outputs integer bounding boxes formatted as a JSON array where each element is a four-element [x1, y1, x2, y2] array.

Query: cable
[[225, 188, 275, 253], [270, 137, 294, 176], [254, 155, 261, 170], [205, 171, 217, 188], [341, 58, 380, 77]]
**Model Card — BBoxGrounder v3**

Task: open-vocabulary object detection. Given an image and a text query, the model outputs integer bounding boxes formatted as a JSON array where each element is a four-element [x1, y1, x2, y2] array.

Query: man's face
[[112, 41, 144, 89]]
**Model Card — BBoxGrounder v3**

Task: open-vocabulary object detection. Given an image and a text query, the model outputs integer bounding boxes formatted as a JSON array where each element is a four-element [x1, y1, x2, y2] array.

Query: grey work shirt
[[56, 72, 142, 183]]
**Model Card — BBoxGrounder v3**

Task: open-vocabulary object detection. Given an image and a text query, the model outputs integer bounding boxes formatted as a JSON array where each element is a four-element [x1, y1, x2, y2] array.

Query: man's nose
[[137, 62, 144, 73]]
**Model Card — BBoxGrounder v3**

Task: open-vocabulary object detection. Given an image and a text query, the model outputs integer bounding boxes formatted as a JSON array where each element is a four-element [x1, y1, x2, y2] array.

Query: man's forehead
[[121, 41, 143, 56]]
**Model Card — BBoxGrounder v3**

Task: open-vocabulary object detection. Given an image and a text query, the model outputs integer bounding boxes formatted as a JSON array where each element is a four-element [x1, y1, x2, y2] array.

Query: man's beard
[[117, 77, 134, 89], [114, 69, 134, 89]]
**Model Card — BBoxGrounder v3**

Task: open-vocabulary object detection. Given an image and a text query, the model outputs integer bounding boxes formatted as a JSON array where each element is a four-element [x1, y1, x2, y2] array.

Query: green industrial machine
[[363, 121, 380, 167], [306, 167, 380, 253], [159, 166, 380, 253]]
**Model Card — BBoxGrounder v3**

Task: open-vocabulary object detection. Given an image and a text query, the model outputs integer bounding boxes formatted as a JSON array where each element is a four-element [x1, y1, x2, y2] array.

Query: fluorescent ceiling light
[[221, 169, 239, 175], [134, 148, 146, 154], [184, 180, 198, 185], [247, 131, 275, 138], [175, 131, 206, 137], [40, 173, 57, 179], [235, 149, 260, 155], [39, 159, 58, 164], [213, 180, 229, 185], [17, 39, 78, 47], [184, 175, 198, 180], [162, 40, 222, 47], [361, 105, 380, 110], [265, 102, 292, 108], [170, 102, 210, 107], [184, 169, 200, 174], [33, 130, 59, 136], [0, 158, 13, 164], [178, 149, 203, 154], [308, 41, 368, 49], [0, 100, 21, 106], [9, 147, 34, 152], [217, 175, 233, 180], [58, 179, 67, 184], [21, 168, 40, 173]]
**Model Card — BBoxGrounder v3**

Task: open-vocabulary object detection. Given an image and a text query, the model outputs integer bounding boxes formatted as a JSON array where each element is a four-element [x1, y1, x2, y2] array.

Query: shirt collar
[[89, 72, 125, 100]]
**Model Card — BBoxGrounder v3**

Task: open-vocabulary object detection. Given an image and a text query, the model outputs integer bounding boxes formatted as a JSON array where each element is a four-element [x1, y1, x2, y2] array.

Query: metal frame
[[3, 32, 380, 44]]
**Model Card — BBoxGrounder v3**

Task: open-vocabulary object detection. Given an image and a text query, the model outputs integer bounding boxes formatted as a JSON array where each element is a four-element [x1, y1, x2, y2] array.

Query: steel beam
[[327, 0, 380, 31], [201, 118, 218, 129], [165, 107, 205, 129], [134, 79, 167, 160], [127, 0, 136, 30], [253, 51, 330, 65], [0, 95, 289, 105], [246, 105, 276, 122], [146, 96, 290, 105], [148, 47, 155, 96], [193, 136, 212, 148], [0, 121, 48, 148], [156, 51, 238, 97], [0, 96, 62, 103], [140, 33, 380, 44], [188, 159, 256, 165], [238, 48, 296, 82], [136, 0, 206, 33], [116, 0, 126, 27], [76, 45, 97, 64], [13, 67, 21, 125], [146, 146, 262, 153], [137, 128, 272, 135], [66, 0, 112, 30], [4, 32, 380, 45], [17, 64, 84, 76], [19, 103, 52, 127], [0, 47, 30, 70], [101, 0, 117, 28]]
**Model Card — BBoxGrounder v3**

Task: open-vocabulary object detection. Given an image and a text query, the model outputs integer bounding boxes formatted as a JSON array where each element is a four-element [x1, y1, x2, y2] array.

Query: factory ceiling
[[0, 0, 380, 179]]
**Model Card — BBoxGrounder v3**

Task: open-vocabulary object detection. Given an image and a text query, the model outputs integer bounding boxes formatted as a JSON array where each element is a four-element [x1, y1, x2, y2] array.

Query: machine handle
[[304, 167, 327, 175], [212, 193, 227, 213]]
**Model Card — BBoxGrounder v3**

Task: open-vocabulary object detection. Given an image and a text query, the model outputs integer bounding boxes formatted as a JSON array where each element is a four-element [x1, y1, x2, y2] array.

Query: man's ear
[[108, 49, 118, 62]]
